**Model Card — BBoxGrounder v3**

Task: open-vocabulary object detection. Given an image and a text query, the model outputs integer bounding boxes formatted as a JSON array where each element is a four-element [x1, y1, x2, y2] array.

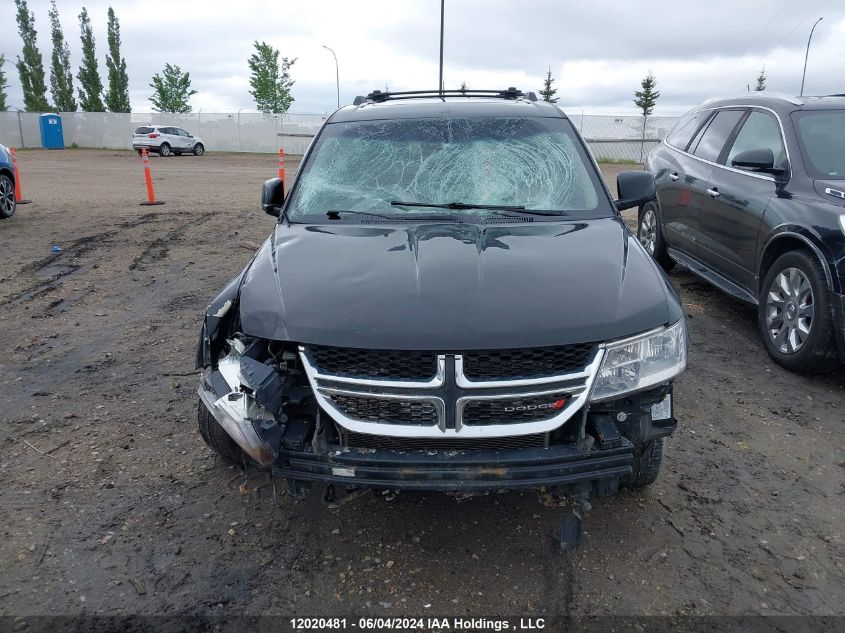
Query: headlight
[[590, 320, 687, 402]]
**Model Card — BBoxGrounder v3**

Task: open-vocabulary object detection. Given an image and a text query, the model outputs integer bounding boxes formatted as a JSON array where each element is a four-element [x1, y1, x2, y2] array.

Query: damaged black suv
[[195, 89, 687, 520]]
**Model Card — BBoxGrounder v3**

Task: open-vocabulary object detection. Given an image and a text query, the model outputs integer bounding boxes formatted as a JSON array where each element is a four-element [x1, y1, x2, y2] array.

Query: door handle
[[669, 172, 679, 182], [707, 188, 720, 198]]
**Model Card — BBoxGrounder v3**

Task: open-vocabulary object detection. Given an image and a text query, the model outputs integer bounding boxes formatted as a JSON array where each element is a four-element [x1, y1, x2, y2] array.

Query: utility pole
[[800, 17, 823, 97], [439, 0, 445, 96], [322, 45, 340, 109]]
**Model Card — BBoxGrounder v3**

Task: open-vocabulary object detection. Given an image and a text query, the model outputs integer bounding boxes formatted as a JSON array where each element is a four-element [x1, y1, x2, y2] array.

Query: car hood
[[237, 218, 680, 350]]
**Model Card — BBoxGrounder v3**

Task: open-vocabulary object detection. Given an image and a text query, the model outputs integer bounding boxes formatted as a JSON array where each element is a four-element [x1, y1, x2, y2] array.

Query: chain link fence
[[0, 110, 680, 162]]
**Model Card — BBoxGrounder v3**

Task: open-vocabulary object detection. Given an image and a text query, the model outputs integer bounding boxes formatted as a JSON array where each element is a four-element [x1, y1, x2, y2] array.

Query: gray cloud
[[1, 0, 842, 116]]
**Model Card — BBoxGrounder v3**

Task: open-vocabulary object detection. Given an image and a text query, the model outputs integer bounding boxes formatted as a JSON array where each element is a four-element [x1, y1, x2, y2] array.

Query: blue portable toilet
[[39, 113, 65, 149]]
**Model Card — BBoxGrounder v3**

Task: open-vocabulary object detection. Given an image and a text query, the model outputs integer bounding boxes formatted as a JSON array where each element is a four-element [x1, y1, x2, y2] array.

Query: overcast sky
[[1, 0, 843, 115]]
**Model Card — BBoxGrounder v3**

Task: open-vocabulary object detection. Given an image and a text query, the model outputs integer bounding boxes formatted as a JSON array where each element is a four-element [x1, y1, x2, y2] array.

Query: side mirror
[[731, 148, 782, 174], [261, 178, 285, 217], [614, 171, 656, 211]]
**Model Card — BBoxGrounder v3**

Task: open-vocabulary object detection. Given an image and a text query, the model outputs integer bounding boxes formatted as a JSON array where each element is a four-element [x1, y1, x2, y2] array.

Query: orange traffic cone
[[9, 148, 32, 205], [139, 148, 164, 206]]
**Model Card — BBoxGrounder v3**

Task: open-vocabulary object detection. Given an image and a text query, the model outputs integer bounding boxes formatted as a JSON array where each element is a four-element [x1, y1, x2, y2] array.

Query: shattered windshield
[[286, 116, 607, 219]]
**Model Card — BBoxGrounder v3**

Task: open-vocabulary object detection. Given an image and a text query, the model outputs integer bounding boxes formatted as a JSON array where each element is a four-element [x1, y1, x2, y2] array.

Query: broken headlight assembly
[[590, 319, 687, 402]]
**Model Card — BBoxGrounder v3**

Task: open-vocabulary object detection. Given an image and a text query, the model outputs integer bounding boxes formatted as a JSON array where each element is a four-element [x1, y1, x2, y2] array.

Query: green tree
[[0, 55, 9, 111], [754, 67, 767, 92], [633, 71, 660, 117], [539, 67, 558, 103], [14, 0, 50, 112], [104, 7, 130, 112], [247, 41, 296, 113], [149, 63, 197, 113], [48, 0, 77, 112], [77, 7, 105, 111]]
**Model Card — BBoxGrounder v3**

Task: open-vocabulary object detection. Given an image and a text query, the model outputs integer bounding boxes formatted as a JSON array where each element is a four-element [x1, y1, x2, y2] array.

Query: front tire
[[193, 143, 205, 156], [622, 437, 664, 489], [0, 174, 16, 219], [758, 250, 838, 372], [197, 399, 245, 466], [159, 143, 172, 157], [637, 202, 674, 272]]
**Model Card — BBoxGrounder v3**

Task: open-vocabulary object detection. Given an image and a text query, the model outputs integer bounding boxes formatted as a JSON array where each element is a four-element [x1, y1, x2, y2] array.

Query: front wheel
[[197, 399, 245, 466], [637, 202, 674, 272], [622, 437, 664, 489], [193, 143, 205, 156], [758, 250, 839, 372], [0, 174, 16, 219], [159, 143, 172, 157]]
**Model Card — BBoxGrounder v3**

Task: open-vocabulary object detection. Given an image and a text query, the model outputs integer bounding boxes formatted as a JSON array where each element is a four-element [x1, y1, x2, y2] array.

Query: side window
[[691, 110, 745, 163], [177, 128, 190, 137], [162, 127, 176, 135], [725, 111, 786, 169], [666, 110, 704, 150]]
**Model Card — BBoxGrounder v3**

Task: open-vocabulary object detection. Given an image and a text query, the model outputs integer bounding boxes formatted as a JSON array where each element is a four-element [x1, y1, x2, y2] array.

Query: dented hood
[[237, 218, 679, 350]]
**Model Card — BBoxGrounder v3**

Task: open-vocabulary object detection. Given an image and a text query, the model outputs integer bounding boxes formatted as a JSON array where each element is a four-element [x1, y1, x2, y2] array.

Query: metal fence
[[0, 110, 680, 162]]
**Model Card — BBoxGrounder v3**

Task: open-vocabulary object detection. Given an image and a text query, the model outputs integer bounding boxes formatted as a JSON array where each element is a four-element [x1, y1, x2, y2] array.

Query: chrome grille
[[462, 392, 571, 425], [301, 345, 602, 439], [462, 344, 595, 380], [345, 431, 547, 451], [305, 345, 437, 381], [328, 393, 438, 426]]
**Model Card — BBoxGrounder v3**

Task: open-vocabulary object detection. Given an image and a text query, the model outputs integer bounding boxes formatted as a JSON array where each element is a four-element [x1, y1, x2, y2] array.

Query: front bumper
[[274, 441, 634, 492]]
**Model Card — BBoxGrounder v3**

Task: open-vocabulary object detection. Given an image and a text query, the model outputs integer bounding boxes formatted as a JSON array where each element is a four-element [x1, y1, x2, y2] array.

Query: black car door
[[698, 109, 787, 295], [653, 109, 710, 255]]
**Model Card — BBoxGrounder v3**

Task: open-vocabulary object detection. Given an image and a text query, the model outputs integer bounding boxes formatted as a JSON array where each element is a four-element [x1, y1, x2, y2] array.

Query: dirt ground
[[0, 150, 842, 620]]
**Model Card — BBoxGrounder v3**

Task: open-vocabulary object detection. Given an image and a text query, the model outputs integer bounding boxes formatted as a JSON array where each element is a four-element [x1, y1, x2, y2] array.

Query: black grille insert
[[345, 431, 547, 451], [306, 345, 437, 381], [462, 344, 594, 380], [328, 394, 438, 426], [463, 392, 570, 426]]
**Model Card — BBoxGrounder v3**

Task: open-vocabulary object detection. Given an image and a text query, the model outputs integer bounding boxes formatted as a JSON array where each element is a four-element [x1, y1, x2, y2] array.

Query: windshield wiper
[[325, 209, 395, 220], [390, 201, 566, 217]]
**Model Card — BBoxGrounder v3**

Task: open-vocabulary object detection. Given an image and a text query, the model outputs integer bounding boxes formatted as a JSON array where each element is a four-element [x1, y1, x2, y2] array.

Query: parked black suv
[[642, 94, 845, 371], [195, 89, 688, 519]]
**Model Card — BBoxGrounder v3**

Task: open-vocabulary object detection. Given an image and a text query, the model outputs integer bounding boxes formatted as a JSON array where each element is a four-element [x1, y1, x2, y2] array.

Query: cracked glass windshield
[[287, 116, 607, 219]]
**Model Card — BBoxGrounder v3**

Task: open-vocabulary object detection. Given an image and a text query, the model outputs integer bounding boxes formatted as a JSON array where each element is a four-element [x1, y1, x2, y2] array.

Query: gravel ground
[[0, 150, 842, 619]]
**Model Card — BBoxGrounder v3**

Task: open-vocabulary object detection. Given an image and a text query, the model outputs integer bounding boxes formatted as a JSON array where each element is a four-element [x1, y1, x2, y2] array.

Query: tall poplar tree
[[14, 0, 50, 112], [104, 7, 130, 112], [77, 7, 105, 111], [48, 0, 77, 112], [0, 55, 9, 111]]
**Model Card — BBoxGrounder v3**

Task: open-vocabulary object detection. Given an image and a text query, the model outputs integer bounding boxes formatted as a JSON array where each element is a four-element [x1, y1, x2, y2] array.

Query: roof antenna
[[438, 0, 445, 99]]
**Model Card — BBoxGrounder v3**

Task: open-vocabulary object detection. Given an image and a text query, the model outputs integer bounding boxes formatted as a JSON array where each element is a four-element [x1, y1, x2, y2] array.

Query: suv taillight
[[149, 132, 159, 139]]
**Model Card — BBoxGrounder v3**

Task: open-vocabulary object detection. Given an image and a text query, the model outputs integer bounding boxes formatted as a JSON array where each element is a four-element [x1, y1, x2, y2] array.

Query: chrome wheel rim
[[0, 178, 14, 215], [639, 207, 657, 255], [160, 145, 170, 156], [194, 144, 203, 155], [765, 267, 814, 354]]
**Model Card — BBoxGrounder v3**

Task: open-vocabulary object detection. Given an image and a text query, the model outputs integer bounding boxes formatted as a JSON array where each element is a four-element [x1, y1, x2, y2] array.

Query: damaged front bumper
[[274, 441, 634, 493]]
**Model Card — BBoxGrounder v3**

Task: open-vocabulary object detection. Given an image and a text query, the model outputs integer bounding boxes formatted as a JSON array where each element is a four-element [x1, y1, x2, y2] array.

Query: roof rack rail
[[352, 87, 538, 106], [702, 92, 804, 106]]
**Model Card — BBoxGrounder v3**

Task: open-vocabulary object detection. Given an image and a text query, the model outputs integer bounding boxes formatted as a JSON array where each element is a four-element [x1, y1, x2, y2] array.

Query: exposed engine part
[[198, 338, 293, 467]]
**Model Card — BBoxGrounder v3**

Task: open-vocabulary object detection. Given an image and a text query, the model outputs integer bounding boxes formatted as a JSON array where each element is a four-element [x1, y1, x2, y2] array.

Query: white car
[[132, 125, 205, 157]]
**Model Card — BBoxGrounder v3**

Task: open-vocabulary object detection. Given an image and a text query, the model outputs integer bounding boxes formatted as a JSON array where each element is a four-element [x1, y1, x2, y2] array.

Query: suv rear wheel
[[758, 250, 839, 372], [637, 202, 674, 272], [159, 142, 172, 157]]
